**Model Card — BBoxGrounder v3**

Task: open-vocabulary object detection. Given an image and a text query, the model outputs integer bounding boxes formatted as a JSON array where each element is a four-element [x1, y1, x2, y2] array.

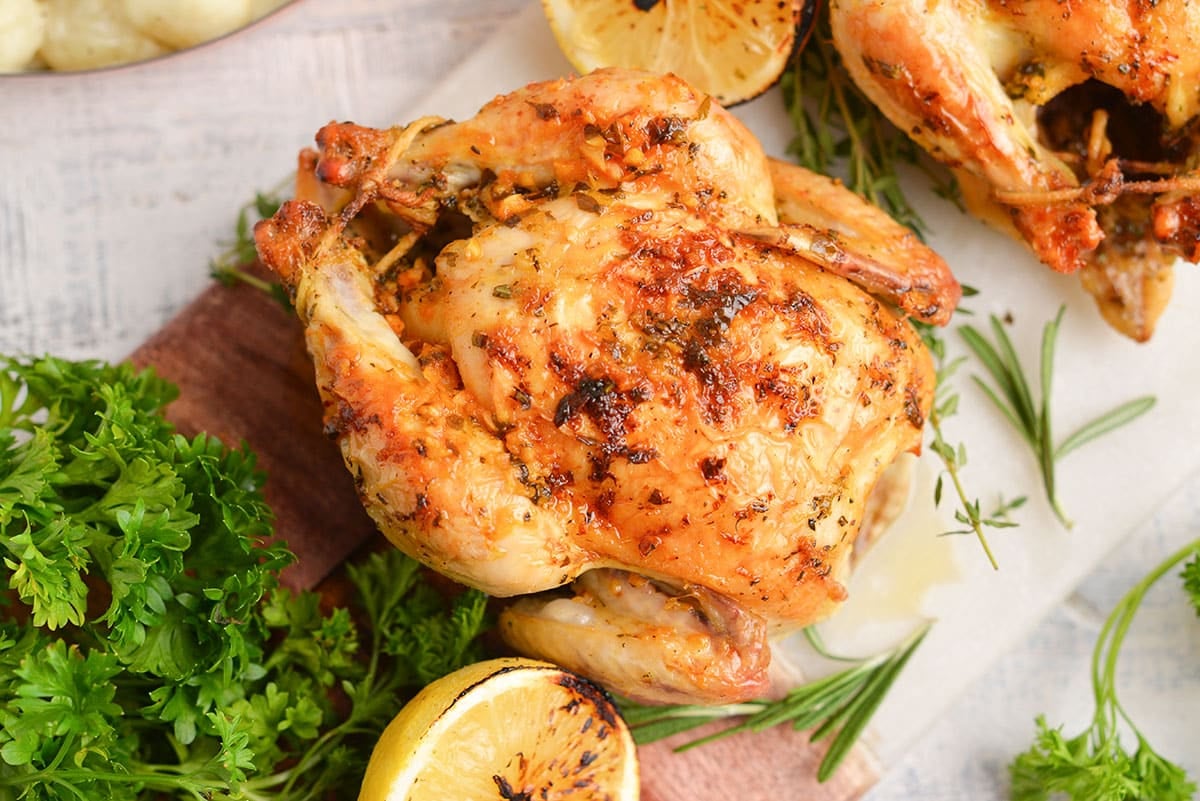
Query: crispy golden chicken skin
[[255, 68, 959, 704], [831, 0, 1200, 341]]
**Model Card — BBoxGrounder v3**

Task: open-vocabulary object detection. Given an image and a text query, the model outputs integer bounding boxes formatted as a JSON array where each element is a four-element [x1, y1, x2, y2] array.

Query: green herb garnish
[[620, 622, 931, 782], [1010, 537, 1200, 800], [0, 355, 491, 800], [959, 307, 1156, 527], [1183, 555, 1200, 618], [210, 188, 290, 309], [914, 298, 1021, 570]]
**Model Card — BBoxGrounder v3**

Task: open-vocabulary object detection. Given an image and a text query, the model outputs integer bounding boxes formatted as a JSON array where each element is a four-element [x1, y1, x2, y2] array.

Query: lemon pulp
[[359, 658, 639, 801], [541, 0, 803, 105]]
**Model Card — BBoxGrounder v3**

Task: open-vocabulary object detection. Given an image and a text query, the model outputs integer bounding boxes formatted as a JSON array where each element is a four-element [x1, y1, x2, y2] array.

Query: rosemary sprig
[[779, 9, 959, 239], [959, 306, 1156, 528], [209, 187, 290, 309], [619, 622, 931, 782]]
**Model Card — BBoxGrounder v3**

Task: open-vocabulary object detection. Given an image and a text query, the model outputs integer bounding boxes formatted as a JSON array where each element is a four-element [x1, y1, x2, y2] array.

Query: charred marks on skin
[[323, 393, 383, 439], [623, 228, 758, 423], [904, 383, 926, 428], [700, 456, 727, 484], [484, 333, 533, 374], [632, 236, 835, 426], [550, 355, 657, 479], [595, 488, 617, 516], [754, 366, 817, 431], [514, 460, 573, 506], [862, 54, 904, 82], [578, 111, 705, 185], [574, 191, 603, 214], [784, 287, 835, 353], [645, 115, 689, 146], [861, 359, 898, 409], [680, 341, 742, 424], [526, 100, 559, 121], [638, 531, 664, 556], [392, 488, 443, 531]]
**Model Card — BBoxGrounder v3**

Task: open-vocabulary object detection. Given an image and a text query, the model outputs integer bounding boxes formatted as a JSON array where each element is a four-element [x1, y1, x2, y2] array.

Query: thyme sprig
[[914, 308, 1016, 570], [619, 622, 931, 782], [941, 494, 1026, 539], [959, 307, 1156, 528], [209, 187, 290, 309]]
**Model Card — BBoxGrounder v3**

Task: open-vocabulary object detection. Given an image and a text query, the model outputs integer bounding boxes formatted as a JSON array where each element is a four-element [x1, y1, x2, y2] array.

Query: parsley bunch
[[0, 356, 490, 800], [1010, 537, 1200, 800]]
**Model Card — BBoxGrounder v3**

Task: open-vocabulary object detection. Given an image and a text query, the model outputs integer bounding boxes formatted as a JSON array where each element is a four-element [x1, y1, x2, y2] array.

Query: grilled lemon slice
[[357, 658, 640, 801], [541, 0, 806, 105]]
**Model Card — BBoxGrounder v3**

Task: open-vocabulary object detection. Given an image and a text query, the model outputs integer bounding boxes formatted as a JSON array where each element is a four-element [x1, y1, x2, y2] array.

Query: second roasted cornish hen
[[831, 0, 1200, 341], [255, 68, 959, 704]]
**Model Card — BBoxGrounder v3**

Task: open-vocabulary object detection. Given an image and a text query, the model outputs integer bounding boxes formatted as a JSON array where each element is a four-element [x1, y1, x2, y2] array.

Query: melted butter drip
[[775, 455, 963, 672], [841, 458, 962, 626]]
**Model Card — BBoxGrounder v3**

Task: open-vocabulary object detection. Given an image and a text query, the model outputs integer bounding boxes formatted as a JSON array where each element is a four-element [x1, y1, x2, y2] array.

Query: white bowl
[[2, 0, 302, 78]]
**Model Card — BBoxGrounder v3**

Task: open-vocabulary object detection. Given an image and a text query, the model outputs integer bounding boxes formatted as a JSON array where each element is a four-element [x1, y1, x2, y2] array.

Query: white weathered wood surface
[[2, 1, 1198, 797], [0, 0, 526, 361]]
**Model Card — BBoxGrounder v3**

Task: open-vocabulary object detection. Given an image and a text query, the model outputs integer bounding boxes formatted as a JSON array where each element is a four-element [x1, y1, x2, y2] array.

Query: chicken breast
[[831, 0, 1200, 341], [255, 68, 959, 704]]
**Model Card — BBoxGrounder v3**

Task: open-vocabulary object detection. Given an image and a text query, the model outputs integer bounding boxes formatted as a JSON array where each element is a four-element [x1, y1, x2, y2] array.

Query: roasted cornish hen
[[255, 68, 959, 704], [831, 0, 1200, 341]]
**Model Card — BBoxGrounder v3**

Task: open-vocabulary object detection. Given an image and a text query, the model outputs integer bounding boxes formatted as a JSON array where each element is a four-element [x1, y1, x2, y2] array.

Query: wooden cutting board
[[129, 275, 880, 800]]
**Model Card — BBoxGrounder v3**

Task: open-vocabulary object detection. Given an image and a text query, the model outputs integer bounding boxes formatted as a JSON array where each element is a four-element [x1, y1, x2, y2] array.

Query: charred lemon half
[[357, 658, 640, 800], [541, 0, 807, 106]]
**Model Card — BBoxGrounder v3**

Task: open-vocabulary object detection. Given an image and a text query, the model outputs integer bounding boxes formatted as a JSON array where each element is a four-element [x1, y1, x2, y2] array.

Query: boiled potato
[[121, 0, 251, 50], [41, 0, 167, 71], [0, 0, 47, 72], [248, 0, 290, 20]]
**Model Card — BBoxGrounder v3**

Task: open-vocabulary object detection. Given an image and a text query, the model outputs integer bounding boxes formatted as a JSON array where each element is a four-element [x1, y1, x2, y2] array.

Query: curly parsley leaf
[[1012, 718, 1194, 801], [1010, 538, 1200, 801], [1182, 555, 1200, 618], [0, 355, 493, 800]]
